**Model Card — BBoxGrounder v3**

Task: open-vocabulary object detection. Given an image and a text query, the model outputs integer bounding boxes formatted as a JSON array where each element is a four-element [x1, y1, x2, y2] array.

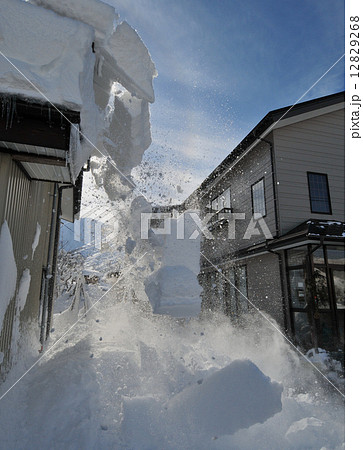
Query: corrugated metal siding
[[0, 155, 31, 373], [273, 109, 345, 234], [0, 153, 59, 376]]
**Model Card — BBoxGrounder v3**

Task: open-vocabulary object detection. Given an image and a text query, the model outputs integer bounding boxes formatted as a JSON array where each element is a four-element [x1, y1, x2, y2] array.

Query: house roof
[[0, 94, 81, 184], [187, 91, 344, 203]]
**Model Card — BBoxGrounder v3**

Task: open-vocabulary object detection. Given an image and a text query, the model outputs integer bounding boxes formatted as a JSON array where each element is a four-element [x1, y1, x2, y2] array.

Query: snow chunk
[[31, 0, 117, 39], [285, 417, 326, 447], [105, 22, 157, 103], [31, 222, 41, 260], [0, 221, 17, 331], [165, 359, 283, 436]]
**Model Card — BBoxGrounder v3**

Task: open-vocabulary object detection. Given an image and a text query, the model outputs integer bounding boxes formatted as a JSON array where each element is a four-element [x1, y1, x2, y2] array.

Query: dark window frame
[[307, 172, 332, 215], [251, 177, 267, 218]]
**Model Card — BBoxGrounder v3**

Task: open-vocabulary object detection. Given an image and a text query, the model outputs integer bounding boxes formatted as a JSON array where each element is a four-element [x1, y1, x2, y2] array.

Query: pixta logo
[[140, 210, 273, 240], [72, 206, 119, 250]]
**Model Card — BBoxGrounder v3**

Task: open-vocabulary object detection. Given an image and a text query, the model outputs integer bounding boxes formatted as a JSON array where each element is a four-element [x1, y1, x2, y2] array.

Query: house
[[192, 92, 344, 354], [0, 95, 83, 374]]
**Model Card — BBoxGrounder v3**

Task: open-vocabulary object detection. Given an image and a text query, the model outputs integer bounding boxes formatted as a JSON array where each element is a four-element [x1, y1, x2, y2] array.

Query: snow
[[0, 293, 345, 449], [105, 21, 157, 103], [0, 220, 17, 332], [0, 2, 345, 448], [145, 211, 202, 317], [0, 0, 94, 108], [0, 0, 156, 181], [16, 269, 31, 312], [164, 359, 283, 436], [31, 0, 117, 39], [31, 222, 41, 260]]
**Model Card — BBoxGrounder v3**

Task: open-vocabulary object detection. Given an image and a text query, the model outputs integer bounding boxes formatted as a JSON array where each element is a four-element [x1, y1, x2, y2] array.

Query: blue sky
[[108, 0, 344, 204]]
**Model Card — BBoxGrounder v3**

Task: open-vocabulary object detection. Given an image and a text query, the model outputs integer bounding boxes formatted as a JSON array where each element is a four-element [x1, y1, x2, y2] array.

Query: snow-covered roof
[[0, 0, 157, 181], [0, 0, 94, 109]]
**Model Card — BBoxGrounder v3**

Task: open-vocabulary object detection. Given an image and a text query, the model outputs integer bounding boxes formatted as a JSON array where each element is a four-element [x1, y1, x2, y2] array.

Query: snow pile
[[0, 221, 17, 338], [0, 0, 157, 180], [0, 292, 344, 449]]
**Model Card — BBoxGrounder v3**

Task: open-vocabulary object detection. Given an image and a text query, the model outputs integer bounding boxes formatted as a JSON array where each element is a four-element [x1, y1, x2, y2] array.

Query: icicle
[[1, 95, 17, 130], [48, 105, 52, 128]]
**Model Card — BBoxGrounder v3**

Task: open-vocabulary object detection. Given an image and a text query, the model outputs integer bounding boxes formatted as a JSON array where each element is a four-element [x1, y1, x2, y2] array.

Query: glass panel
[[289, 269, 307, 308], [312, 247, 324, 265], [318, 313, 335, 349], [332, 269, 345, 309], [287, 246, 308, 266], [222, 187, 231, 209], [235, 265, 248, 312], [293, 312, 313, 348], [308, 172, 331, 214], [211, 198, 218, 211], [314, 267, 330, 309], [252, 179, 266, 216], [327, 246, 345, 265]]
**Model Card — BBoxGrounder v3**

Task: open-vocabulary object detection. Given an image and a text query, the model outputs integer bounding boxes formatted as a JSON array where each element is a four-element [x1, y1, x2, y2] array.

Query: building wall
[[273, 108, 345, 234], [0, 153, 58, 374], [200, 251, 284, 328], [244, 252, 284, 328], [199, 137, 277, 263]]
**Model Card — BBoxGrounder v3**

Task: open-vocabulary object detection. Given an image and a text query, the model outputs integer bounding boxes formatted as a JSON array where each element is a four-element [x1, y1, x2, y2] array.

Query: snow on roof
[[0, 0, 157, 181], [0, 0, 94, 109], [31, 0, 117, 40]]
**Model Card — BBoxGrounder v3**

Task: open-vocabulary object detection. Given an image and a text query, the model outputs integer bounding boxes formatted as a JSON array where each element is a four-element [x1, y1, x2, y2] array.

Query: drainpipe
[[256, 136, 291, 335], [255, 136, 280, 237], [40, 183, 76, 348], [40, 183, 58, 349]]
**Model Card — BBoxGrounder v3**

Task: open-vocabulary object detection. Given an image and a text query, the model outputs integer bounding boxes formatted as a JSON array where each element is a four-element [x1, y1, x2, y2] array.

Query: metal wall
[[0, 153, 58, 375]]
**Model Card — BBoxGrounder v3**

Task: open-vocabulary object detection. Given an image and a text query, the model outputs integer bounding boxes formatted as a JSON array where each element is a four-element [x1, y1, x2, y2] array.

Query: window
[[307, 172, 332, 214], [211, 187, 231, 212], [251, 179, 266, 216]]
